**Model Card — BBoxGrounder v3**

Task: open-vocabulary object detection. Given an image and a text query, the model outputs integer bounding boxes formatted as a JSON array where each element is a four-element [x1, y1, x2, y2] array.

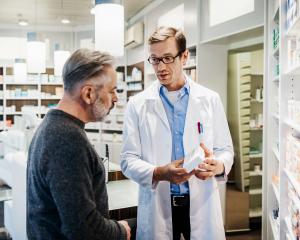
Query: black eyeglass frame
[[147, 51, 184, 65]]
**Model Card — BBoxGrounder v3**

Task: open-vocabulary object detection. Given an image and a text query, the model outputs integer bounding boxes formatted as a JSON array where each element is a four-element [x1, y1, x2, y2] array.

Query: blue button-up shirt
[[159, 81, 190, 195]]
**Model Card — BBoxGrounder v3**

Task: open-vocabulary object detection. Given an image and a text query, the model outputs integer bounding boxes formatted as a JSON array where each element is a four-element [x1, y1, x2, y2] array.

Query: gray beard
[[91, 98, 110, 122]]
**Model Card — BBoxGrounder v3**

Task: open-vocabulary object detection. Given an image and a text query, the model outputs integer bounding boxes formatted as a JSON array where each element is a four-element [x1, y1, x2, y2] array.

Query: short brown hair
[[62, 48, 114, 92], [148, 26, 186, 53]]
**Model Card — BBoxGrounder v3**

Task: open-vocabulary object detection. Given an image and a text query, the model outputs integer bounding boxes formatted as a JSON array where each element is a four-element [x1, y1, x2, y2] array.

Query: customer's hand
[[153, 159, 194, 184], [118, 220, 131, 240], [194, 143, 224, 180]]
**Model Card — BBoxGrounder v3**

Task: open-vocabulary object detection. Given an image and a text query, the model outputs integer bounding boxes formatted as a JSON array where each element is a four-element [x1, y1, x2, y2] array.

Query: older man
[[27, 49, 130, 240]]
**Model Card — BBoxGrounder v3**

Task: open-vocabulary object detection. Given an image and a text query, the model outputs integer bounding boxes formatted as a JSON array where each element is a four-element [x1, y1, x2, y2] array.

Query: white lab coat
[[120, 77, 233, 240]]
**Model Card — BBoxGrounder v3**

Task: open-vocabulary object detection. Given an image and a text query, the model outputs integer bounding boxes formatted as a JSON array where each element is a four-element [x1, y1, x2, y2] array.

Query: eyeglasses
[[148, 52, 182, 65]]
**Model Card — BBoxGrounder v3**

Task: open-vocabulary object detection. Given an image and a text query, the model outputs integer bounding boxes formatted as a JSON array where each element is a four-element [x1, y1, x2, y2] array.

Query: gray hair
[[62, 48, 115, 93]]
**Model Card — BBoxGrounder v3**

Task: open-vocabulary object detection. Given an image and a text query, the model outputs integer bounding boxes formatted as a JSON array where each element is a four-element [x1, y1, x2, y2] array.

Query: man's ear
[[182, 49, 189, 65], [80, 85, 96, 105]]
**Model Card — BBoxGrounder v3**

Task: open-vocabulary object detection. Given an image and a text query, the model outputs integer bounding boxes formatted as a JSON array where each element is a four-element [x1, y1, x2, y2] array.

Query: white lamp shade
[[13, 62, 27, 82], [95, 3, 124, 56], [27, 41, 46, 73], [54, 50, 70, 76]]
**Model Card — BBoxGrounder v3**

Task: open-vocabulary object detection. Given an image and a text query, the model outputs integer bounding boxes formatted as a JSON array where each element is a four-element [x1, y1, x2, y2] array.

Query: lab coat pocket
[[201, 121, 214, 150]]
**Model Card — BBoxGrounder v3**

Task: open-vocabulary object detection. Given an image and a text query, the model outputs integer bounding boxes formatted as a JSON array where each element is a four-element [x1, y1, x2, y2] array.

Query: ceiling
[[0, 0, 153, 27]]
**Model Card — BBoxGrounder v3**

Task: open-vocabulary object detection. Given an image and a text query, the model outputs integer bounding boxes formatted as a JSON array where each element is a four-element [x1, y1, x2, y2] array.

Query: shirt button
[[176, 147, 179, 151]]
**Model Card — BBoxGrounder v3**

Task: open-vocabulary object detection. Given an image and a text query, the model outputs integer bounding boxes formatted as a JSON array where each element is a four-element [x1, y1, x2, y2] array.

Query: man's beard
[[91, 97, 112, 122]]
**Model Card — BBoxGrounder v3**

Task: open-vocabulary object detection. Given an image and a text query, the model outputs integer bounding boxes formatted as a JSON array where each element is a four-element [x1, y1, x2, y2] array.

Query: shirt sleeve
[[43, 133, 127, 240]]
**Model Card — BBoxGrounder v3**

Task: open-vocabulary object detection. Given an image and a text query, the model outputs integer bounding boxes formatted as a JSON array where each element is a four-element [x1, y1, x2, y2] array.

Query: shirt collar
[[159, 77, 190, 97]]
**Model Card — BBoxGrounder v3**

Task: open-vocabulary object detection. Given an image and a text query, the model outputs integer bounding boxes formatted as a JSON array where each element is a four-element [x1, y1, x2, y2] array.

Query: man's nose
[[157, 61, 166, 71]]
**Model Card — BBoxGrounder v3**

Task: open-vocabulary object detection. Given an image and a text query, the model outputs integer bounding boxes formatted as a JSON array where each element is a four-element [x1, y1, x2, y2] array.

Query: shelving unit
[[183, 45, 197, 81], [125, 61, 144, 101], [228, 49, 264, 223], [264, 0, 300, 239], [0, 66, 63, 129]]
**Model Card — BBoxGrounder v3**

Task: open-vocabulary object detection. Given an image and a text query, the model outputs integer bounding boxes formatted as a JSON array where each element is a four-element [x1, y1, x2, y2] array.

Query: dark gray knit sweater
[[26, 109, 126, 240]]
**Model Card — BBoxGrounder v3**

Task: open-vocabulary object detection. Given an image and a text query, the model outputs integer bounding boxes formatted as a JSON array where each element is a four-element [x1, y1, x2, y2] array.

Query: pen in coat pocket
[[197, 121, 203, 134]]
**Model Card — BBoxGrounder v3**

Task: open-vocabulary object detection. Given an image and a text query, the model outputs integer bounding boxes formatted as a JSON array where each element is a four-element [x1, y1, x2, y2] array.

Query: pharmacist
[[121, 27, 234, 240]]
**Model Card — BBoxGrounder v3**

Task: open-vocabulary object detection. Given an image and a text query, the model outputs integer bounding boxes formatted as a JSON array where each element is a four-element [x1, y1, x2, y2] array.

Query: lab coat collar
[[144, 75, 206, 100], [144, 75, 204, 131]]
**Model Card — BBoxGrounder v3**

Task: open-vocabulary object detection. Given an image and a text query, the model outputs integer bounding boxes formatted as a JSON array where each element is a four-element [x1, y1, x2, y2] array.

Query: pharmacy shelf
[[183, 64, 196, 70], [269, 214, 279, 240], [273, 148, 280, 162], [286, 13, 300, 35], [41, 96, 62, 100], [249, 208, 262, 218], [126, 80, 143, 83], [273, 46, 279, 57], [272, 182, 279, 202], [264, 0, 283, 239], [41, 82, 63, 85], [285, 64, 300, 75], [5, 82, 39, 85], [249, 188, 262, 195], [250, 127, 263, 131], [0, 188, 12, 202], [249, 170, 263, 177], [249, 153, 263, 158], [5, 97, 39, 100], [250, 99, 263, 103], [285, 119, 300, 134], [273, 76, 280, 82], [273, 6, 279, 22], [273, 114, 279, 121], [5, 111, 23, 115], [285, 169, 300, 198], [285, 217, 295, 240]]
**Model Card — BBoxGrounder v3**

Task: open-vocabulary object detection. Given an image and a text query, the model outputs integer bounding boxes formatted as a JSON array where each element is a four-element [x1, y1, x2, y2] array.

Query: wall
[[200, 0, 264, 43], [0, 29, 74, 67], [197, 43, 229, 109]]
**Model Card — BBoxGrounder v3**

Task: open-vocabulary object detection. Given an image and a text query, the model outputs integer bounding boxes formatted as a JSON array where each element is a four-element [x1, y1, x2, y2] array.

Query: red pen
[[197, 122, 201, 134]]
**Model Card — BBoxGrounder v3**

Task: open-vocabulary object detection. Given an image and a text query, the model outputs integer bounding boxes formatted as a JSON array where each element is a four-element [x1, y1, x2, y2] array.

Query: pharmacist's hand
[[194, 143, 224, 180], [118, 220, 131, 240], [153, 159, 194, 184]]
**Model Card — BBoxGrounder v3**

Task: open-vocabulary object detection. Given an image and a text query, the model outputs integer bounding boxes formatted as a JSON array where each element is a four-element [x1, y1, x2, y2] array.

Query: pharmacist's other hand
[[194, 143, 224, 180], [118, 220, 131, 240], [153, 159, 194, 184]]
